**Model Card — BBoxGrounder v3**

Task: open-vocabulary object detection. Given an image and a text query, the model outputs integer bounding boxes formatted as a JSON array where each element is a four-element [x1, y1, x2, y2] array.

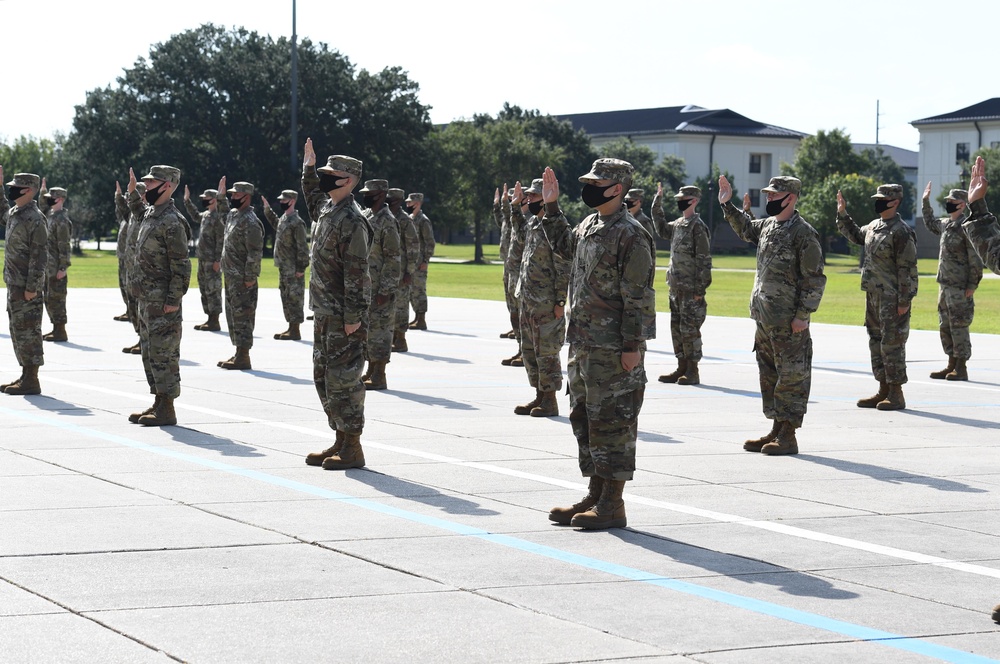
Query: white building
[[912, 98, 1000, 197]]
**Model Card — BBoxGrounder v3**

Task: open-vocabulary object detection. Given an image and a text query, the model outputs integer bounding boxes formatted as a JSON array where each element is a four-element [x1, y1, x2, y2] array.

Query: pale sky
[[1, 0, 993, 154]]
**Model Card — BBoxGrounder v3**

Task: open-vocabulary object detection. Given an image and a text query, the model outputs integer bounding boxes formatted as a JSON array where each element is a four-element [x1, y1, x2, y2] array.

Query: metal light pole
[[290, 0, 298, 173]]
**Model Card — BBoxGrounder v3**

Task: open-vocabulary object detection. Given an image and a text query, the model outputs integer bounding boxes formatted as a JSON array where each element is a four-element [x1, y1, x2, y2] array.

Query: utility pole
[[876, 99, 881, 145], [290, 0, 299, 172]]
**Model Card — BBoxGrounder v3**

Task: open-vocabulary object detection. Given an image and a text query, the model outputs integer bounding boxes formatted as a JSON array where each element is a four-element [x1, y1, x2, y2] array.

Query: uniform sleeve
[[165, 221, 192, 307], [921, 200, 942, 236], [895, 227, 918, 304], [301, 165, 328, 230], [295, 218, 310, 272], [183, 199, 201, 229], [216, 191, 230, 216], [38, 185, 50, 216], [245, 215, 264, 281], [836, 212, 866, 246], [420, 216, 435, 261], [263, 206, 279, 231], [27, 219, 48, 293], [794, 231, 827, 322], [694, 220, 713, 296], [650, 191, 672, 240], [966, 229, 984, 291], [380, 224, 402, 297], [962, 198, 1000, 275], [127, 190, 147, 220], [58, 215, 72, 271], [493, 202, 503, 230], [722, 201, 762, 244], [343, 220, 371, 325], [619, 231, 657, 348], [0, 198, 8, 227], [540, 202, 578, 260]]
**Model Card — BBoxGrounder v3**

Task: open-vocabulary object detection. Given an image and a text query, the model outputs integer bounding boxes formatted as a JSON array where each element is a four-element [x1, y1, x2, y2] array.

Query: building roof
[[911, 98, 1000, 126], [556, 104, 808, 140], [853, 143, 919, 170]]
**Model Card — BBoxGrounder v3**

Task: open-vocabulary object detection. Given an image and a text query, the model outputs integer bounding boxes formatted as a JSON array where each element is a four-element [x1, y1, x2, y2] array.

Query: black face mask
[[280, 200, 294, 213], [44, 195, 56, 206], [200, 199, 212, 210], [945, 201, 961, 214], [318, 173, 346, 193], [874, 199, 893, 214], [527, 200, 543, 216], [765, 194, 790, 217], [406, 203, 416, 212], [677, 199, 693, 213], [6, 186, 27, 202], [145, 184, 164, 206], [581, 183, 616, 209], [363, 194, 378, 209]]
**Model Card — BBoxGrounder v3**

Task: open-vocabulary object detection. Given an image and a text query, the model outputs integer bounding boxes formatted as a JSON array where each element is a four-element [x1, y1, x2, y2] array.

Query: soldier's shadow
[[401, 351, 472, 365], [57, 342, 102, 352], [904, 409, 1000, 431], [346, 470, 501, 517], [166, 426, 266, 458], [687, 384, 761, 399], [22, 395, 93, 417], [383, 390, 477, 410], [638, 431, 677, 444], [792, 454, 989, 493], [246, 370, 314, 386], [421, 330, 478, 339]]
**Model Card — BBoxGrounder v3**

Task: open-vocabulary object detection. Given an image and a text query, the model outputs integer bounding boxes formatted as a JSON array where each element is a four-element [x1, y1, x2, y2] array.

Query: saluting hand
[[493, 188, 500, 206], [262, 196, 271, 209], [836, 190, 847, 216], [717, 175, 732, 204], [127, 168, 137, 194], [511, 181, 523, 206], [923, 181, 932, 201], [742, 192, 752, 214], [303, 138, 316, 168], [542, 167, 559, 204], [183, 185, 190, 202], [969, 155, 988, 203]]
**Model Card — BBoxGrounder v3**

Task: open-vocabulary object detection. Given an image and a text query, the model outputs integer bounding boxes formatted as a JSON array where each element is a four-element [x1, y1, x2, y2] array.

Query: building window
[[992, 141, 1000, 149], [749, 189, 761, 207], [956, 142, 970, 164], [749, 154, 762, 173]]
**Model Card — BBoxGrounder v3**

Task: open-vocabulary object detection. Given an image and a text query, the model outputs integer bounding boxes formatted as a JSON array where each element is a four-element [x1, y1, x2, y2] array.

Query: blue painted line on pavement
[[3, 404, 996, 664]]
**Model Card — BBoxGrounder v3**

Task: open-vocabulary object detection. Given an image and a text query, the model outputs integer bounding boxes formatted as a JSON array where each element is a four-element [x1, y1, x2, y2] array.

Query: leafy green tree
[[597, 137, 687, 214], [783, 128, 868, 185], [940, 146, 1000, 218], [858, 146, 915, 219], [797, 172, 881, 254], [694, 163, 739, 244]]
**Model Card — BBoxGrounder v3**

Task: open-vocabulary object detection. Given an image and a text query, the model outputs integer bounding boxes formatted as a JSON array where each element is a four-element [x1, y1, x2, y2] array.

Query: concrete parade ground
[[2, 287, 1000, 663]]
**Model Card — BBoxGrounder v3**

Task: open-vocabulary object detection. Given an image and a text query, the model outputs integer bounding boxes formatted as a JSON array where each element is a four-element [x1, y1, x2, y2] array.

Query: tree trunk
[[473, 213, 484, 264]]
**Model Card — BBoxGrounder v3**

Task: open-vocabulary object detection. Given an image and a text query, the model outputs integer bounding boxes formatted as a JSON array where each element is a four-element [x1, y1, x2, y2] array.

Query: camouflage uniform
[[506, 200, 528, 346], [1, 185, 47, 370], [129, 173, 191, 400], [121, 189, 149, 339], [221, 184, 265, 349], [964, 197, 1000, 274], [39, 189, 72, 326], [303, 158, 372, 434], [361, 181, 401, 363], [493, 194, 519, 332], [114, 191, 131, 310], [264, 194, 309, 325], [184, 190, 225, 318], [541, 162, 656, 482], [723, 178, 826, 428], [922, 192, 982, 362], [392, 190, 419, 334], [408, 196, 435, 316], [837, 188, 918, 386], [652, 186, 712, 363]]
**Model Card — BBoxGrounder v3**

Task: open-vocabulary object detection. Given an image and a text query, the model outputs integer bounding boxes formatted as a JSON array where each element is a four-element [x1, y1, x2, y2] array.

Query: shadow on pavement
[[56, 341, 102, 352], [347, 470, 502, 516], [246, 370, 314, 386], [793, 454, 990, 493], [401, 351, 472, 365], [385, 390, 478, 410], [168, 426, 267, 457], [22, 394, 94, 416]]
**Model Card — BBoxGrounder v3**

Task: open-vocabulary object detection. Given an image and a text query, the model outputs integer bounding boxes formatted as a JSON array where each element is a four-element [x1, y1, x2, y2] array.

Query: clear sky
[[2, 0, 993, 154]]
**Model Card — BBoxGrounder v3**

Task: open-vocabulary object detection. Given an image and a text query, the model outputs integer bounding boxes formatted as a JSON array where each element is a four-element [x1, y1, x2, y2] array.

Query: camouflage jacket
[[633, 210, 657, 256], [922, 201, 982, 290], [837, 212, 918, 303], [264, 206, 309, 274], [494, 197, 513, 260], [184, 197, 225, 264], [44, 209, 73, 277], [302, 164, 372, 323], [129, 199, 191, 307], [963, 198, 1000, 274], [506, 204, 527, 281], [0, 199, 48, 292], [123, 190, 149, 271], [363, 205, 402, 300], [412, 211, 435, 264], [516, 213, 571, 310], [542, 202, 656, 350], [394, 208, 420, 277], [651, 194, 712, 297], [221, 206, 265, 283], [723, 202, 826, 326], [115, 192, 130, 260]]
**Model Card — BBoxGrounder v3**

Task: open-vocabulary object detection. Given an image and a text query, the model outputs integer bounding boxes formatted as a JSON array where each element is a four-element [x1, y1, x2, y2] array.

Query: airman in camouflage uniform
[[721, 175, 826, 456], [502, 188, 529, 367], [127, 165, 191, 426], [263, 189, 309, 341], [114, 181, 132, 321], [183, 184, 226, 332], [0, 171, 47, 395], [542, 160, 656, 530], [513, 178, 570, 418], [388, 188, 418, 353], [117, 177, 147, 353], [38, 183, 72, 342], [300, 140, 373, 471], [625, 188, 657, 250], [837, 183, 918, 411], [493, 184, 517, 340], [652, 184, 712, 386], [407, 193, 435, 330], [921, 184, 982, 381], [359, 179, 401, 390], [218, 181, 264, 370]]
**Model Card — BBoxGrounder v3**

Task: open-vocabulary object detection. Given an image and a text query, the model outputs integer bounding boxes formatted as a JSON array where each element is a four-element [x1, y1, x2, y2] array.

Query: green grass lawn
[[4, 247, 998, 334]]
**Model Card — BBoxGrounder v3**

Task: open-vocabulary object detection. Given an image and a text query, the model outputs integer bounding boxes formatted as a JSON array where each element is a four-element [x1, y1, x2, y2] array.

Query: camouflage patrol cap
[[359, 179, 389, 194], [277, 189, 298, 201], [761, 176, 801, 195], [227, 182, 255, 195], [578, 158, 634, 185], [871, 184, 903, 200], [142, 165, 181, 186], [674, 185, 702, 199], [6, 173, 40, 189], [523, 179, 544, 195], [48, 187, 68, 199], [318, 155, 363, 178], [945, 188, 968, 203], [406, 192, 424, 203], [624, 188, 645, 201], [199, 189, 219, 200], [387, 187, 405, 201]]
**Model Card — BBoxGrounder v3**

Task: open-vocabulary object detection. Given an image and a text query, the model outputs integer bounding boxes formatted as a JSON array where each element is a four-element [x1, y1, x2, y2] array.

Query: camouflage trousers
[[198, 262, 223, 316], [504, 272, 521, 341], [938, 285, 975, 360], [224, 278, 258, 348], [367, 293, 397, 362], [669, 292, 706, 361], [278, 271, 305, 324], [518, 305, 565, 392], [410, 266, 429, 314], [865, 291, 910, 385], [754, 322, 812, 428], [44, 274, 68, 324], [394, 282, 412, 331], [117, 256, 129, 308], [7, 289, 44, 367], [138, 300, 183, 398], [567, 343, 646, 481], [313, 314, 366, 434]]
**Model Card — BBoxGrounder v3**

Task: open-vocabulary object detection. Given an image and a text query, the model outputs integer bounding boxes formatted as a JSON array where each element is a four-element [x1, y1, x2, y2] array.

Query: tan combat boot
[[138, 395, 177, 426], [408, 312, 427, 330], [4, 365, 40, 396], [501, 351, 521, 367], [1, 370, 25, 393], [530, 391, 559, 417], [570, 479, 627, 530], [514, 389, 542, 415], [220, 346, 252, 370], [364, 361, 388, 391], [549, 476, 604, 525], [499, 329, 514, 339], [130, 342, 142, 355], [322, 433, 366, 470], [929, 356, 955, 379], [123, 341, 140, 354], [114, 311, 130, 322], [129, 395, 160, 424], [761, 421, 798, 456], [946, 359, 968, 381], [857, 381, 888, 408], [744, 420, 781, 452], [43, 323, 68, 342], [658, 359, 688, 384], [876, 384, 906, 411], [677, 360, 700, 386], [391, 330, 409, 353], [195, 313, 221, 331], [274, 323, 300, 340], [306, 432, 344, 466]]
